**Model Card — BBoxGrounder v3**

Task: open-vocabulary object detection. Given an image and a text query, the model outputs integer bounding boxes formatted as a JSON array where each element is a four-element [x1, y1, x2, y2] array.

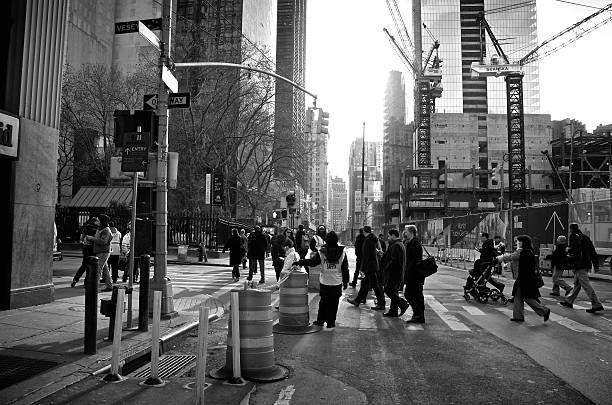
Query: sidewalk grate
[[0, 355, 58, 390], [130, 355, 196, 379]]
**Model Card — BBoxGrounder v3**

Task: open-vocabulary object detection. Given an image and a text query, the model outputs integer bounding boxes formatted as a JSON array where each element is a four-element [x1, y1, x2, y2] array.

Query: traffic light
[[491, 165, 500, 185], [318, 110, 329, 134], [286, 193, 296, 208]]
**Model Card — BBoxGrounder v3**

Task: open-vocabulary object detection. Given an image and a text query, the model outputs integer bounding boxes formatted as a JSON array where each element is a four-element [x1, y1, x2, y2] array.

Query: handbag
[[415, 245, 438, 278], [534, 268, 544, 288]]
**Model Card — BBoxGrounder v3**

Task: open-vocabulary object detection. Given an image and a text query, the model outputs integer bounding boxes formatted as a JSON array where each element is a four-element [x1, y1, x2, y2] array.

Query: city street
[[47, 249, 612, 404]]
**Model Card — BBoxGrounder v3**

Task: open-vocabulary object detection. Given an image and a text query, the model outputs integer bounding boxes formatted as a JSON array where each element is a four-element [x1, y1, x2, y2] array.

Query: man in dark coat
[[381, 229, 409, 317], [561, 223, 604, 313], [404, 224, 425, 323], [223, 228, 244, 281], [247, 226, 268, 283], [349, 228, 365, 288], [478, 232, 497, 263], [295, 224, 308, 260], [270, 230, 286, 281], [347, 226, 386, 310]]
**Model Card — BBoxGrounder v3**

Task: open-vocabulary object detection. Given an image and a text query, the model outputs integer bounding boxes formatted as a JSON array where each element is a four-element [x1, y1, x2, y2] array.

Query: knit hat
[[556, 235, 567, 244]]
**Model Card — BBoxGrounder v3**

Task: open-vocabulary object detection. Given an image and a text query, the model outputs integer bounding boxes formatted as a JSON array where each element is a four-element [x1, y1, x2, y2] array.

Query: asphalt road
[[52, 251, 612, 404]]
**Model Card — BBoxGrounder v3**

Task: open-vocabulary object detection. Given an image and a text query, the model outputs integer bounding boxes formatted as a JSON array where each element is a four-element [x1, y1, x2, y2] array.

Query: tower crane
[[384, 0, 442, 168], [471, 3, 612, 207]]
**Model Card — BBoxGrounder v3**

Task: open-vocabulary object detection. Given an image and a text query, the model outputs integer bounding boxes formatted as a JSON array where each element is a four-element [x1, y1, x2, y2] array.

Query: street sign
[[162, 66, 178, 93], [115, 18, 162, 34], [138, 21, 160, 50], [212, 174, 224, 206], [121, 145, 149, 172], [168, 93, 190, 109], [143, 93, 191, 110], [205, 173, 212, 205], [143, 94, 158, 110]]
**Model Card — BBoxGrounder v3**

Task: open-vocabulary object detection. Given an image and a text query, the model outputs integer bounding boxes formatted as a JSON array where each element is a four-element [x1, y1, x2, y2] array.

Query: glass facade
[[420, 0, 540, 114]]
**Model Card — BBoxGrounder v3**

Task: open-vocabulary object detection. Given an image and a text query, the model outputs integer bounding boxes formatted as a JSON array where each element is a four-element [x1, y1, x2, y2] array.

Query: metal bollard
[[138, 255, 151, 332], [196, 305, 210, 404], [104, 287, 126, 382], [143, 291, 163, 386], [84, 256, 99, 354], [108, 287, 120, 341]]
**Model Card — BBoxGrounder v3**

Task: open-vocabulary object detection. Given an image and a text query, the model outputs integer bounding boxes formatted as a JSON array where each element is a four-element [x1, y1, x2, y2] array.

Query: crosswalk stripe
[[424, 295, 470, 331], [522, 307, 600, 332], [463, 306, 485, 315]]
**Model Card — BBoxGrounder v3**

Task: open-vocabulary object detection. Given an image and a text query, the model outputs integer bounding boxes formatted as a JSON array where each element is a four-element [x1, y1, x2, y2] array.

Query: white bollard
[[196, 305, 209, 405], [104, 288, 125, 382], [227, 291, 244, 384], [143, 291, 163, 386]]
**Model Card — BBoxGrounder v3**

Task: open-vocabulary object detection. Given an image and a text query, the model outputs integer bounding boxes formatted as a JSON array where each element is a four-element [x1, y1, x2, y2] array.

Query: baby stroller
[[463, 259, 508, 304]]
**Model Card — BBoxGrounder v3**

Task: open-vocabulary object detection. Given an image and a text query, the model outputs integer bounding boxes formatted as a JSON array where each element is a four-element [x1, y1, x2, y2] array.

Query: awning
[[68, 186, 132, 208]]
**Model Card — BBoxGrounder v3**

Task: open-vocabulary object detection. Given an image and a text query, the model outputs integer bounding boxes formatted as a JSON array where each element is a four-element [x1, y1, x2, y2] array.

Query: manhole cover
[[0, 355, 59, 389], [130, 355, 196, 379]]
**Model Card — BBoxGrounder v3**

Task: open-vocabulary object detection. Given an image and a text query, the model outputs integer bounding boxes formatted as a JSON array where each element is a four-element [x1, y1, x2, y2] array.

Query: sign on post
[[212, 174, 224, 206], [143, 93, 191, 110], [115, 18, 162, 34], [121, 131, 150, 172]]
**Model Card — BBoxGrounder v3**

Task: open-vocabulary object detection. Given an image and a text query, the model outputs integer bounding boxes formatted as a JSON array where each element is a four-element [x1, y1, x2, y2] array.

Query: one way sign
[[143, 93, 191, 110]]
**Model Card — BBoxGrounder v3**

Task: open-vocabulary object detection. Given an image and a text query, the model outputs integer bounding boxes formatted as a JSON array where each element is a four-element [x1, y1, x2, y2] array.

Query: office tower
[[274, 0, 307, 186], [329, 176, 348, 231], [305, 108, 329, 226], [348, 140, 383, 230], [383, 71, 413, 224], [420, 0, 539, 114]]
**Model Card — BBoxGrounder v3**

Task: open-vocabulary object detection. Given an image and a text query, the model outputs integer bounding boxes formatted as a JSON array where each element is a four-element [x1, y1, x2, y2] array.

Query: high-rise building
[[329, 176, 347, 231], [348, 139, 383, 231], [420, 0, 540, 114], [274, 0, 307, 187], [383, 71, 413, 224], [305, 108, 329, 226]]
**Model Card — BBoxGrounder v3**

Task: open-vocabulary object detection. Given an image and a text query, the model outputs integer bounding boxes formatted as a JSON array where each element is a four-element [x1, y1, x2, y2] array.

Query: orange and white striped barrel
[[211, 289, 288, 382], [273, 270, 321, 335]]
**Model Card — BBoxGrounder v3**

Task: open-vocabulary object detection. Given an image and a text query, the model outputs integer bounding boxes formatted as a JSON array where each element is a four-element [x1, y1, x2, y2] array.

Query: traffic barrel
[[273, 269, 321, 335], [210, 289, 288, 382]]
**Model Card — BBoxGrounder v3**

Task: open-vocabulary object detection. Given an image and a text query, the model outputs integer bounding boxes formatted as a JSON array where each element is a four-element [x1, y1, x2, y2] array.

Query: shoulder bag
[[416, 245, 438, 278]]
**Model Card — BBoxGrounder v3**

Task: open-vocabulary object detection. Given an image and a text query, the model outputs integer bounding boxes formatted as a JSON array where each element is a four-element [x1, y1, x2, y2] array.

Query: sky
[[305, 0, 612, 183]]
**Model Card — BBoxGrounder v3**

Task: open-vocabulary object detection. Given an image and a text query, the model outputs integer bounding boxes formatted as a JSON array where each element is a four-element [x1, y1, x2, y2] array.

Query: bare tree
[[57, 64, 156, 202]]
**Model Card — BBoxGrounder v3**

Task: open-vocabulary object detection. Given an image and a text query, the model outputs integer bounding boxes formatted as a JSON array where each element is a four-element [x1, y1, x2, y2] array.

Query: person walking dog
[[560, 223, 604, 313], [497, 235, 550, 322]]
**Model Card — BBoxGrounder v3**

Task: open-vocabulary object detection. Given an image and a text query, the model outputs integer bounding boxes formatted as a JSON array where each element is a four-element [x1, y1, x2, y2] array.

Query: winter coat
[[381, 239, 405, 287], [110, 228, 122, 256], [404, 237, 424, 284], [568, 231, 598, 270], [511, 248, 541, 299], [295, 230, 308, 252], [479, 238, 497, 263], [80, 222, 98, 246], [281, 247, 302, 275], [545, 244, 570, 271], [239, 234, 248, 256], [498, 249, 521, 280], [92, 226, 112, 254], [360, 233, 380, 274], [224, 234, 244, 266], [354, 234, 365, 258], [300, 244, 349, 287], [270, 234, 286, 258], [247, 230, 268, 259]]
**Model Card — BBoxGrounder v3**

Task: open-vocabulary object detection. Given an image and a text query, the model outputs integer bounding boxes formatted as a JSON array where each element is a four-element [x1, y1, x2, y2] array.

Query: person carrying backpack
[[560, 223, 604, 313]]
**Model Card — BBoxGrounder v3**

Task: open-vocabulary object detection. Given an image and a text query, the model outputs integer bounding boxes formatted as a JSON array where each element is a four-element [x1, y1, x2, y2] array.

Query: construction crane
[[471, 3, 612, 207], [384, 0, 442, 168]]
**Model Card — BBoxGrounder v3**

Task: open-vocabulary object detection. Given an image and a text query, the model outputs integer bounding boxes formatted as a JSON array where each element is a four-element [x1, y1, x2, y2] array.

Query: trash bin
[[177, 245, 188, 262]]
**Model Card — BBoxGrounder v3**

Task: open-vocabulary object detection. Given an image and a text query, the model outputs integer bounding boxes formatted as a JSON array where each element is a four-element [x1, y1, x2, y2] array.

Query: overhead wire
[[553, 0, 605, 10]]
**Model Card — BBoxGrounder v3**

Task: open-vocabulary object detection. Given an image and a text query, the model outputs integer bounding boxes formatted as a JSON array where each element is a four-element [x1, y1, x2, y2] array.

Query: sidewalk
[[0, 278, 225, 404]]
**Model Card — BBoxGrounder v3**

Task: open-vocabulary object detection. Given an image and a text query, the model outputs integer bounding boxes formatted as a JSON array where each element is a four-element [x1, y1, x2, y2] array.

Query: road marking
[[463, 306, 485, 315], [274, 384, 295, 405], [359, 310, 379, 329], [405, 324, 425, 331], [424, 295, 471, 331], [523, 307, 600, 333]]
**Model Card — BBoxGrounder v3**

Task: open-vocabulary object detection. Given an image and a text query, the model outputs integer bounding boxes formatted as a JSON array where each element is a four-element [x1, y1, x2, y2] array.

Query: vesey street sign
[[115, 18, 162, 34], [143, 93, 191, 110]]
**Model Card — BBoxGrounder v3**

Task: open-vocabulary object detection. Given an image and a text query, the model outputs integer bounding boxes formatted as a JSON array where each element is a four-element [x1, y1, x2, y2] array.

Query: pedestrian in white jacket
[[280, 239, 302, 278]]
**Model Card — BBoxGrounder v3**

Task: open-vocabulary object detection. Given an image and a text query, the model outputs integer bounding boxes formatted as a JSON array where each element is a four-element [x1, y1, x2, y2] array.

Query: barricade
[[210, 289, 288, 382], [273, 269, 320, 335]]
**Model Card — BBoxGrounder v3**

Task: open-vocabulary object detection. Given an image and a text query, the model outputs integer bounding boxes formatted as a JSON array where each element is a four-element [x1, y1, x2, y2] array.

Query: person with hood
[[349, 228, 365, 288], [545, 235, 573, 296], [247, 225, 268, 283], [270, 230, 286, 280], [560, 223, 604, 313], [381, 229, 409, 317], [296, 231, 349, 328], [403, 225, 426, 323], [71, 216, 99, 287], [497, 235, 551, 322], [86, 214, 113, 292], [347, 226, 386, 310], [223, 228, 244, 282], [108, 222, 122, 284]]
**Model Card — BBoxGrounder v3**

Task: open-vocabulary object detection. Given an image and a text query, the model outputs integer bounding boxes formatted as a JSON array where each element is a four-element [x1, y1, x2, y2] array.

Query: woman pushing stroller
[[495, 235, 551, 322]]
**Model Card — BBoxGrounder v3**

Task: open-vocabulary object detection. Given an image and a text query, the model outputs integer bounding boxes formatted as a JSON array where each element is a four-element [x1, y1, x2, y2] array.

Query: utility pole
[[360, 122, 366, 226], [151, 0, 176, 317]]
